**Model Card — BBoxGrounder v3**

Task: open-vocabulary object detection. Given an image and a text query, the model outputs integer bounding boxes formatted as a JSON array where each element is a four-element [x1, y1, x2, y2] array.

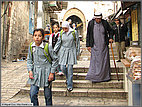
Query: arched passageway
[[66, 15, 83, 37], [63, 8, 86, 39]]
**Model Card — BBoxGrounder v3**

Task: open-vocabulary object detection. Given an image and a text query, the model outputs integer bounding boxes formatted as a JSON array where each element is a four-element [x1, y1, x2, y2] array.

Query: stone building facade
[[57, 1, 116, 39], [1, 1, 38, 61]]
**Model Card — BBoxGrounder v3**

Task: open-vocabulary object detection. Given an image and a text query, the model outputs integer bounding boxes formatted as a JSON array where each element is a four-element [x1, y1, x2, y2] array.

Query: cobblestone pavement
[[1, 59, 127, 106], [1, 60, 28, 102], [3, 93, 127, 106]]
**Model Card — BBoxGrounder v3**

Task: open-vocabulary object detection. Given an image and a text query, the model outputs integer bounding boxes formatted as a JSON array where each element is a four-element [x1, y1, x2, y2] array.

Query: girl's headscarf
[[62, 21, 72, 35], [62, 21, 70, 28]]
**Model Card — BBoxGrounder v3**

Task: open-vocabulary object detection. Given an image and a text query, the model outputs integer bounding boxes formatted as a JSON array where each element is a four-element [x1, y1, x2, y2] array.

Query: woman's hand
[[48, 73, 54, 81], [87, 47, 91, 53], [29, 71, 34, 79]]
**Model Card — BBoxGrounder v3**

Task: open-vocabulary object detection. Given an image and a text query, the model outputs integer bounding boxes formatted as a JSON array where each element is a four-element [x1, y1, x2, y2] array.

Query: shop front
[[122, 2, 141, 46], [120, 2, 141, 106]]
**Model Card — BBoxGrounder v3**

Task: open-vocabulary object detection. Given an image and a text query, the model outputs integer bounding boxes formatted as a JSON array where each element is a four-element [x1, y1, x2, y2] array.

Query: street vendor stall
[[121, 47, 141, 106]]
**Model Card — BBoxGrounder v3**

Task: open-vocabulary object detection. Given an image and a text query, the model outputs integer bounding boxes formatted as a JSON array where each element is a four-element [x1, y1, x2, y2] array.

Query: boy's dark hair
[[52, 21, 59, 28], [33, 28, 44, 38]]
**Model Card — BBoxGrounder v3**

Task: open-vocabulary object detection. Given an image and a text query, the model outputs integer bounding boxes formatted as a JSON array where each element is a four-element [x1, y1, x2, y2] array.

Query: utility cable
[[1, 2, 10, 18]]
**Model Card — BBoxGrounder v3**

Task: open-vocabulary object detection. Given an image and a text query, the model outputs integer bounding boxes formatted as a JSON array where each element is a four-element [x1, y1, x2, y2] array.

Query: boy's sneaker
[[57, 71, 64, 76]]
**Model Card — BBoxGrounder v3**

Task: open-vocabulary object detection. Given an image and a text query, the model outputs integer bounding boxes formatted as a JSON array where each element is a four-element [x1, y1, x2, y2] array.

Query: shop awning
[[121, 1, 140, 10], [111, 7, 123, 20], [43, 1, 68, 12]]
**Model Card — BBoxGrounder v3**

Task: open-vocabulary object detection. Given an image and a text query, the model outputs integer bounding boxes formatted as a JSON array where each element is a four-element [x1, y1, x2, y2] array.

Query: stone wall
[[1, 2, 11, 59], [1, 2, 4, 58], [1, 1, 37, 61], [7, 1, 30, 60]]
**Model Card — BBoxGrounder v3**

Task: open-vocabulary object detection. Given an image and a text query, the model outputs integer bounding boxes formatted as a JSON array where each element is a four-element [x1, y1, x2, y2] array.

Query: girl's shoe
[[67, 88, 73, 92]]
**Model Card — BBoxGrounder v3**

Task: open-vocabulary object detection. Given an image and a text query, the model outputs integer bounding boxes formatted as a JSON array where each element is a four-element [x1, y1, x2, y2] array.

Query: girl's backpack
[[29, 42, 51, 63], [51, 33, 60, 38], [60, 29, 76, 41]]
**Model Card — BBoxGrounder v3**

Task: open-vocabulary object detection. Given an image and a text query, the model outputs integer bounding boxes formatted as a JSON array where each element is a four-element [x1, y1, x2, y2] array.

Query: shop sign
[[49, 1, 57, 6], [131, 9, 138, 41]]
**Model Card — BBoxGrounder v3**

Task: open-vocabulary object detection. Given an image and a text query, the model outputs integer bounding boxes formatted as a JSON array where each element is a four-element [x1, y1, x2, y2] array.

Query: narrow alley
[[1, 1, 141, 106], [1, 42, 128, 106]]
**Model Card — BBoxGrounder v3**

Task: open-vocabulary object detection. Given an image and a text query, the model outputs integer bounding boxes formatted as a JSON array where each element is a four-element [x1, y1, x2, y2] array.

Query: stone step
[[20, 87, 127, 99], [73, 67, 123, 73], [19, 52, 118, 59], [79, 55, 118, 61], [80, 50, 117, 55], [19, 53, 28, 58], [79, 55, 118, 59], [19, 53, 119, 61], [25, 80, 123, 89], [24, 38, 33, 44], [80, 51, 117, 56], [11, 92, 128, 106], [80, 42, 116, 46], [21, 49, 28, 53], [20, 45, 118, 58], [53, 80, 123, 89], [110, 56, 119, 60], [80, 52, 117, 55], [55, 73, 123, 80], [80, 45, 117, 49], [20, 47, 117, 54], [22, 46, 29, 50]]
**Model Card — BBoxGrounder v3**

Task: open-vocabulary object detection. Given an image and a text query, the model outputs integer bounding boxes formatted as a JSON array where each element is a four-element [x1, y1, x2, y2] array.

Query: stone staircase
[[18, 39, 33, 59], [20, 66, 127, 99], [18, 42, 128, 105], [79, 42, 118, 61], [19, 41, 118, 61]]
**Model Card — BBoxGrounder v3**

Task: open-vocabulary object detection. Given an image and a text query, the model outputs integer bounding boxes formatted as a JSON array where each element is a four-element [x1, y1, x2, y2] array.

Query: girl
[[49, 22, 63, 75], [54, 21, 80, 92], [27, 28, 58, 106], [49, 22, 60, 48]]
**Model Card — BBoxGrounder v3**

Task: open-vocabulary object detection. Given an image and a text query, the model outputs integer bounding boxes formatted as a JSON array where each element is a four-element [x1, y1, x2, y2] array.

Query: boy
[[27, 28, 58, 106]]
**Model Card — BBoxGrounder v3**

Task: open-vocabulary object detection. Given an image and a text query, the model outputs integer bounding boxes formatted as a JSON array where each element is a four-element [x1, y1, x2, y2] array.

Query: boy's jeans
[[30, 83, 52, 106], [60, 65, 73, 89]]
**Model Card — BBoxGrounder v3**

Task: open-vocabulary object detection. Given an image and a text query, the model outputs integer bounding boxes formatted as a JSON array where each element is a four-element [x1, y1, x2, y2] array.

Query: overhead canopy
[[43, 1, 68, 13], [111, 7, 123, 20], [111, 1, 139, 20], [121, 1, 140, 10]]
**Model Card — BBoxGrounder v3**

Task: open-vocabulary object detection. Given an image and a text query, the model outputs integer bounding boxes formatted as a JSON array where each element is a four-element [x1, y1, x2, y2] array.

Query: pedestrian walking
[[27, 28, 58, 106], [54, 21, 80, 92], [44, 24, 52, 42], [72, 23, 77, 30], [113, 18, 128, 62], [68, 19, 73, 29], [86, 12, 113, 82], [49, 21, 62, 75]]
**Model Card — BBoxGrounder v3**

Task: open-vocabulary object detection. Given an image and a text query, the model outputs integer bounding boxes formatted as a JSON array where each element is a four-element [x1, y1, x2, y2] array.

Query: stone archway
[[63, 8, 86, 39]]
